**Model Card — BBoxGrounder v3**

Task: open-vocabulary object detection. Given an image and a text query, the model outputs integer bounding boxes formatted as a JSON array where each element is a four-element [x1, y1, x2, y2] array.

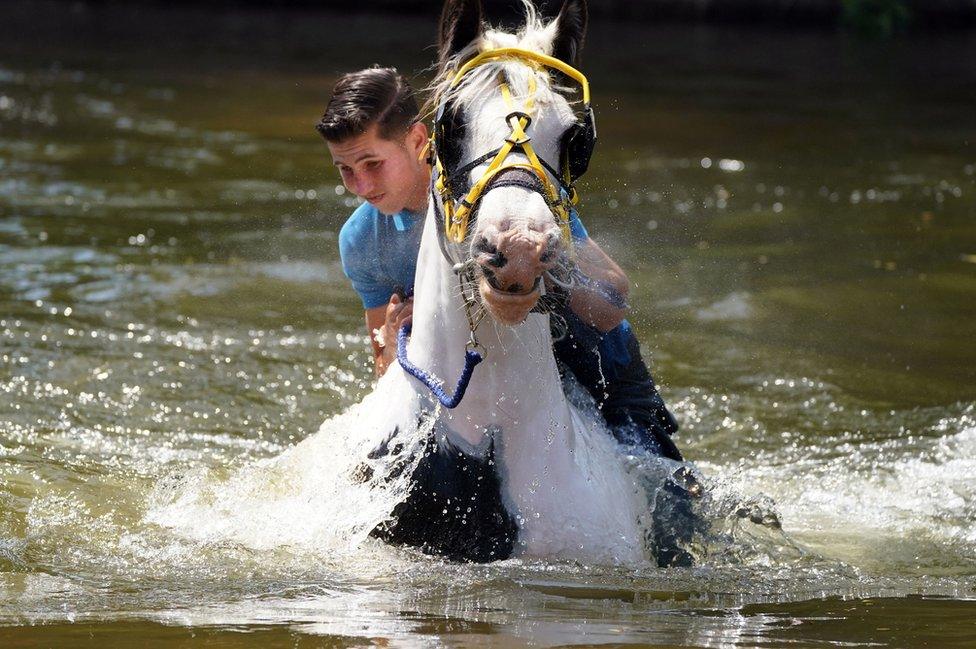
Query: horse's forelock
[[427, 0, 564, 116]]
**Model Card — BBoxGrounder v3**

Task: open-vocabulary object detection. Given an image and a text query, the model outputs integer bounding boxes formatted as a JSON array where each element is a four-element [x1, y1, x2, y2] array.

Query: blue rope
[[397, 322, 483, 409]]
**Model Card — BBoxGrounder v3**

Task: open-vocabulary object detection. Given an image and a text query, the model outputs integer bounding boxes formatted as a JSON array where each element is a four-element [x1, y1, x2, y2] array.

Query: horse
[[349, 0, 699, 566], [145, 0, 699, 566]]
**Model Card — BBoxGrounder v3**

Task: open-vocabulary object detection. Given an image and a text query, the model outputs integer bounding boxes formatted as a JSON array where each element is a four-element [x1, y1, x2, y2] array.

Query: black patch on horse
[[370, 425, 518, 563]]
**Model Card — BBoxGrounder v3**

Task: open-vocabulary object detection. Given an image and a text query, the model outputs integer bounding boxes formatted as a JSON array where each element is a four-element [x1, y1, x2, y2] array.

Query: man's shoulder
[[339, 202, 380, 256]]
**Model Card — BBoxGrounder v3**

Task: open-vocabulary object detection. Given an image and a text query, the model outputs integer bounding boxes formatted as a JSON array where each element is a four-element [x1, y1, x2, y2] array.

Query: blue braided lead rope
[[396, 322, 483, 409]]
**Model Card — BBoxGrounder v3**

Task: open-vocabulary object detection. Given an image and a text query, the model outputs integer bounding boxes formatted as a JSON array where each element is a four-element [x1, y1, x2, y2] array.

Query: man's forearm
[[567, 269, 629, 332], [374, 350, 390, 378], [565, 238, 631, 332]]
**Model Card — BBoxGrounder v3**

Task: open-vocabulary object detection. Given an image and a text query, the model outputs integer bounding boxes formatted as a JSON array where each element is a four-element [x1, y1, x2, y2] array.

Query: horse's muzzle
[[474, 228, 557, 325]]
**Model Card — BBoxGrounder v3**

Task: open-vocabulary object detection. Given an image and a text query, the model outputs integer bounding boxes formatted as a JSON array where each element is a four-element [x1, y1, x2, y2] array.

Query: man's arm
[[365, 293, 414, 378], [365, 305, 388, 375], [565, 237, 630, 333]]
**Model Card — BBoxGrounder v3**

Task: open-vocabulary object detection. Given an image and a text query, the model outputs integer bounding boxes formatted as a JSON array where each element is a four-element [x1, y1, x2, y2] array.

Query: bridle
[[428, 47, 597, 247], [399, 47, 598, 409]]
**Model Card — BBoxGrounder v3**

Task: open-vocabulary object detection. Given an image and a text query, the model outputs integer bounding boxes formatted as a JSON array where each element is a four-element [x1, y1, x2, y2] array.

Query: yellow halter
[[431, 47, 592, 245]]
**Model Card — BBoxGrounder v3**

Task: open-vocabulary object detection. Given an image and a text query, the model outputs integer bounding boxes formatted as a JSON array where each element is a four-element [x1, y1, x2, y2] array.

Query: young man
[[317, 66, 682, 461]]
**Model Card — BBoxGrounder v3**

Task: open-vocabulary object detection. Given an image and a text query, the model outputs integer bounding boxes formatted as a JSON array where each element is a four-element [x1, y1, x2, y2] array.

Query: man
[[317, 66, 682, 461]]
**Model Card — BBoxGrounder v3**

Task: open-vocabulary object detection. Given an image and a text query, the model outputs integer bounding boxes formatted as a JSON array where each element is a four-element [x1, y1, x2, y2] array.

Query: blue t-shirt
[[339, 203, 425, 309]]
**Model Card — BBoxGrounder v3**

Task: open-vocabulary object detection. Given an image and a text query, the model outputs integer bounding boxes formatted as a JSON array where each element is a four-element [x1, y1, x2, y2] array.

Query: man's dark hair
[[316, 66, 420, 143]]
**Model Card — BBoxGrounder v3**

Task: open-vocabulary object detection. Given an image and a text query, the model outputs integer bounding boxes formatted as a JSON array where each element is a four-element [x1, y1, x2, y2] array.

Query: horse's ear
[[550, 0, 588, 67], [438, 0, 483, 70]]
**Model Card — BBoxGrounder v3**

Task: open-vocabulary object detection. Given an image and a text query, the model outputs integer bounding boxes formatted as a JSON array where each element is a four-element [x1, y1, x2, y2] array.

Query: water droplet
[[718, 158, 743, 172]]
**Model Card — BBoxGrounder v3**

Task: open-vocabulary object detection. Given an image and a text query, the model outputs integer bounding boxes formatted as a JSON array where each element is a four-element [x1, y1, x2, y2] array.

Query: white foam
[[721, 420, 976, 566], [144, 358, 685, 566], [145, 372, 426, 554]]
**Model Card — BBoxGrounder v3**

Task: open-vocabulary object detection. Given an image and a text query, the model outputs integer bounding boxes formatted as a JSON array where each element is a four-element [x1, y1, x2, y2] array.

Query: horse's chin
[[478, 276, 541, 326]]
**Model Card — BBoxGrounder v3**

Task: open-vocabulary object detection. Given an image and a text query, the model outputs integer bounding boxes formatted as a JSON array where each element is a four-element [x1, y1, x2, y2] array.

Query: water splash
[[145, 376, 427, 555]]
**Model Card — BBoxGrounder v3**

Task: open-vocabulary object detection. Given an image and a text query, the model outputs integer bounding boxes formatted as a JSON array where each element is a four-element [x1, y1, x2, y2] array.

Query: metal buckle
[[465, 330, 486, 359], [506, 111, 532, 127]]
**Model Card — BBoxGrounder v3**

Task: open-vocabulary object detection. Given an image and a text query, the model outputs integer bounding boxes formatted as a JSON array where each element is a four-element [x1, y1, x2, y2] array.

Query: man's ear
[[405, 121, 430, 159]]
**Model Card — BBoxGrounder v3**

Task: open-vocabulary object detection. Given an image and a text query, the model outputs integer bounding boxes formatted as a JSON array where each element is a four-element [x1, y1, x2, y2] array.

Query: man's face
[[327, 122, 429, 216]]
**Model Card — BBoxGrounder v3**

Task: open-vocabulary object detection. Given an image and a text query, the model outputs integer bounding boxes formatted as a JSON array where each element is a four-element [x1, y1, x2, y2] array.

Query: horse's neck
[[406, 208, 572, 447], [405, 209, 645, 562]]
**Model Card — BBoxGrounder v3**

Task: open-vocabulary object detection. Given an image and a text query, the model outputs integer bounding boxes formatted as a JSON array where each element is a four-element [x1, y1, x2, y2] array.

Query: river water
[[1, 3, 975, 647]]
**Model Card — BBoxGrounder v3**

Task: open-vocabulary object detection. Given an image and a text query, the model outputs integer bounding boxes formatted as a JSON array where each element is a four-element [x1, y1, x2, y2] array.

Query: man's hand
[[365, 293, 414, 378], [380, 292, 414, 369]]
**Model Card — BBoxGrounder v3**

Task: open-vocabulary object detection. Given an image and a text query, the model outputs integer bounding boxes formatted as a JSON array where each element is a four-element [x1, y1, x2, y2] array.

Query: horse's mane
[[424, 0, 577, 120]]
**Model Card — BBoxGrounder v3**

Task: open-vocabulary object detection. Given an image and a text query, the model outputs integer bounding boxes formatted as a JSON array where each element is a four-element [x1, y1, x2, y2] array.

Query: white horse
[[148, 0, 697, 567], [358, 0, 693, 565]]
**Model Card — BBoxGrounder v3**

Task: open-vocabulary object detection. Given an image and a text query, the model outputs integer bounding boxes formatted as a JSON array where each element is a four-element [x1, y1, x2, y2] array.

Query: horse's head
[[432, 0, 593, 326]]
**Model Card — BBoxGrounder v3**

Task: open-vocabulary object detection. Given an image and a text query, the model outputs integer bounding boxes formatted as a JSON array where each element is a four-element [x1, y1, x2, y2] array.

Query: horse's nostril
[[487, 252, 507, 268], [473, 236, 497, 256], [475, 237, 508, 268], [538, 236, 560, 264]]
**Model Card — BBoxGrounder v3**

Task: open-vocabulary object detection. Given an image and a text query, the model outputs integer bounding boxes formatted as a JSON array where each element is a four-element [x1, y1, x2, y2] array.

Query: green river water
[[1, 3, 975, 647]]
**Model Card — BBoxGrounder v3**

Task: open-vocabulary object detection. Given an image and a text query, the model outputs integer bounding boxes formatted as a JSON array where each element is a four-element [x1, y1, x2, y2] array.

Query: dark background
[[38, 0, 976, 29]]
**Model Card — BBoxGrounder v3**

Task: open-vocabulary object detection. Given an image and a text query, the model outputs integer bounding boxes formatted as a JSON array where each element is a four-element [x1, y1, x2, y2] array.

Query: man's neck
[[402, 167, 432, 215]]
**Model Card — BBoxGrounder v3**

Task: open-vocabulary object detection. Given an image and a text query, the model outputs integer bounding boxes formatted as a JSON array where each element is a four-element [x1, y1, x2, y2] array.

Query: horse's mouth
[[478, 275, 542, 325]]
